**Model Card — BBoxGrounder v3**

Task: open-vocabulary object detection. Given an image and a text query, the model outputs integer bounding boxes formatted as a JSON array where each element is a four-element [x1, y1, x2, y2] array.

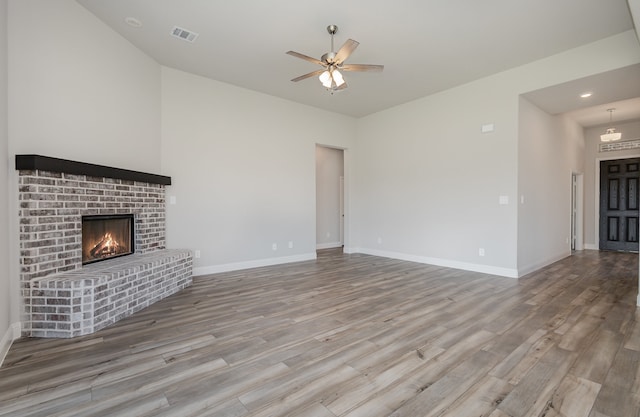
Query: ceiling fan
[[286, 25, 384, 92]]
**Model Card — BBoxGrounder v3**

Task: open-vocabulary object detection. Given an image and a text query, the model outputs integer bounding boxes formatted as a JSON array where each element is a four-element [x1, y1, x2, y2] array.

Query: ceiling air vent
[[171, 26, 199, 43]]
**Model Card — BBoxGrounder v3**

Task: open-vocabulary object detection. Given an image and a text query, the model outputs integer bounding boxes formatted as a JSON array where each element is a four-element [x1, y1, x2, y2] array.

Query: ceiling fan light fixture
[[600, 108, 622, 142], [319, 71, 332, 88], [319, 69, 345, 89], [287, 24, 383, 92], [332, 69, 345, 87]]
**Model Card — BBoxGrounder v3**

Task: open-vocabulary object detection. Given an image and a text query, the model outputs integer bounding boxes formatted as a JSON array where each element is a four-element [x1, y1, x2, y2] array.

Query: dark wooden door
[[599, 158, 639, 252]]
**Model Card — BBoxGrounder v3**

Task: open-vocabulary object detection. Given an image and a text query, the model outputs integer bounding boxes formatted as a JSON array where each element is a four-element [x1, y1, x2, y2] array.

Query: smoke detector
[[124, 17, 142, 28]]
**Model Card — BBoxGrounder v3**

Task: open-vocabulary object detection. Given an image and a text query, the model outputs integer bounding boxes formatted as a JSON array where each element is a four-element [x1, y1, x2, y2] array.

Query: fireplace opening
[[82, 214, 134, 265]]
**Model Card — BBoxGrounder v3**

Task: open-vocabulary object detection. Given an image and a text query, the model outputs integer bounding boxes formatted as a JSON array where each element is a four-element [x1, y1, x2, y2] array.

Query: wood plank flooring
[[0, 249, 638, 417]]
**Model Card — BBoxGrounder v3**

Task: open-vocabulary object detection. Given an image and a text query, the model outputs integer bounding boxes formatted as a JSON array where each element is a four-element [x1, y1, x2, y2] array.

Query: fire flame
[[89, 232, 123, 259]]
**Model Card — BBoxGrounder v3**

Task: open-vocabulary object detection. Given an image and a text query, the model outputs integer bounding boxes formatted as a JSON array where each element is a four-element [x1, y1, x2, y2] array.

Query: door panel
[[600, 158, 640, 252], [608, 179, 619, 209], [628, 177, 638, 210], [627, 217, 638, 242]]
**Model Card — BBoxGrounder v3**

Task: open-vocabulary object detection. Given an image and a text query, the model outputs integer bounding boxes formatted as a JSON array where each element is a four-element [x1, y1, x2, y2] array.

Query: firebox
[[82, 214, 135, 265]]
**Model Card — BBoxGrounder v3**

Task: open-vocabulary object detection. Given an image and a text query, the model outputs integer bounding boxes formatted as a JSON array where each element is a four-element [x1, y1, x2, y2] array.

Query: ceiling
[[76, 0, 639, 125], [523, 64, 640, 127]]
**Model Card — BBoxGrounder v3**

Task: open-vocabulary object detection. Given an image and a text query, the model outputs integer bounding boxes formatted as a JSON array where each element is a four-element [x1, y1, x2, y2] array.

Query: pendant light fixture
[[600, 108, 622, 142]]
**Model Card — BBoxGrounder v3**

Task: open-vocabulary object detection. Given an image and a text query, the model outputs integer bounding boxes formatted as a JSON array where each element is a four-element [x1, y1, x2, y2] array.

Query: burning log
[[89, 233, 122, 258]]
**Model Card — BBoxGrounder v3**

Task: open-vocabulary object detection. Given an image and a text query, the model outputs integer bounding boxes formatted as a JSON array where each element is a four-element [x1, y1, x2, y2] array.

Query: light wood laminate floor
[[1, 249, 639, 417]]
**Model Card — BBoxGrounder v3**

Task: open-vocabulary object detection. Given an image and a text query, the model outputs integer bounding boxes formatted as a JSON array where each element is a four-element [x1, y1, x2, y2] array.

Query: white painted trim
[[0, 322, 21, 368], [12, 322, 21, 339], [571, 172, 584, 251], [637, 293, 640, 307], [352, 247, 519, 278], [584, 243, 599, 250], [193, 252, 317, 276], [316, 242, 342, 250], [517, 252, 571, 278]]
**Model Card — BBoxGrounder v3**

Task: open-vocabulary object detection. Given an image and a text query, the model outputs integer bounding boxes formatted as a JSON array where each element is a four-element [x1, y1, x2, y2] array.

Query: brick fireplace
[[16, 155, 193, 338]]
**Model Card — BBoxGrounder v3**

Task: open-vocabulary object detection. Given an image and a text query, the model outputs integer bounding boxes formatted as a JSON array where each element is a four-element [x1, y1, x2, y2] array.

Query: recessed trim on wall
[[599, 138, 640, 152]]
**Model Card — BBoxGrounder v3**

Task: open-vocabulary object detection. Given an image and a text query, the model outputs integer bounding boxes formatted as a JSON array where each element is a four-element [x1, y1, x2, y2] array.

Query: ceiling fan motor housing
[[322, 52, 337, 65]]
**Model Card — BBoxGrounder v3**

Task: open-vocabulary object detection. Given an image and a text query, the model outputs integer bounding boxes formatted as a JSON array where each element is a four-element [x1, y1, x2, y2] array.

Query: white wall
[[352, 30, 640, 278], [353, 79, 519, 276], [316, 146, 344, 249], [583, 119, 640, 248], [0, 0, 14, 366], [160, 67, 356, 275], [517, 97, 585, 275], [6, 0, 162, 339], [8, 0, 161, 171]]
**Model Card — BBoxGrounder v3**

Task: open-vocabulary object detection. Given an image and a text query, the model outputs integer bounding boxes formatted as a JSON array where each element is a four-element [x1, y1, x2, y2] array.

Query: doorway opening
[[315, 145, 345, 251]]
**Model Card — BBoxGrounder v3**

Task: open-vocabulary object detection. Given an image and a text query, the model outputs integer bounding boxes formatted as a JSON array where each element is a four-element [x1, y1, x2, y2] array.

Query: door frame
[[571, 172, 584, 251], [315, 144, 348, 251], [339, 176, 344, 245], [594, 153, 640, 250]]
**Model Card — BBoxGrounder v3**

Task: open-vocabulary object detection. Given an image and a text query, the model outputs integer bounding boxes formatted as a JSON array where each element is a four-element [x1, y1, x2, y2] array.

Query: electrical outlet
[[272, 243, 277, 251], [377, 237, 382, 244], [478, 248, 485, 257], [481, 123, 494, 133], [288, 241, 293, 249], [194, 250, 201, 258]]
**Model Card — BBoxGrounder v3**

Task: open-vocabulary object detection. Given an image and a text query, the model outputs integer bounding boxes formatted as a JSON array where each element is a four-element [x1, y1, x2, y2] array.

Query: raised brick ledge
[[26, 249, 193, 338]]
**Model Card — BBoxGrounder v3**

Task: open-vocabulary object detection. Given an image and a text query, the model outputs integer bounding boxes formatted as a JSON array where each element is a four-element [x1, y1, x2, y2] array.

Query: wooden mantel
[[15, 154, 171, 185]]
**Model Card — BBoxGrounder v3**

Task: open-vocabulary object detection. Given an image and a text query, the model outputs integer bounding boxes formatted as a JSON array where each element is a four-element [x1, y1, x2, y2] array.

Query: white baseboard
[[316, 242, 342, 250], [517, 252, 571, 278], [352, 247, 519, 278], [0, 322, 21, 368], [637, 294, 640, 307], [584, 243, 598, 250], [193, 252, 317, 276]]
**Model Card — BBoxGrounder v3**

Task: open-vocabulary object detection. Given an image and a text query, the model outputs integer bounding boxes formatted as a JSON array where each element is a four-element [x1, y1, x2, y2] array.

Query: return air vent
[[171, 26, 199, 43]]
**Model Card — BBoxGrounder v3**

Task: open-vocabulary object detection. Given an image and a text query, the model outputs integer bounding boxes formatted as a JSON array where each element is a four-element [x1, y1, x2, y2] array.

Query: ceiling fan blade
[[334, 39, 359, 64], [334, 81, 348, 91], [291, 69, 325, 82], [286, 51, 324, 66], [340, 64, 384, 72]]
